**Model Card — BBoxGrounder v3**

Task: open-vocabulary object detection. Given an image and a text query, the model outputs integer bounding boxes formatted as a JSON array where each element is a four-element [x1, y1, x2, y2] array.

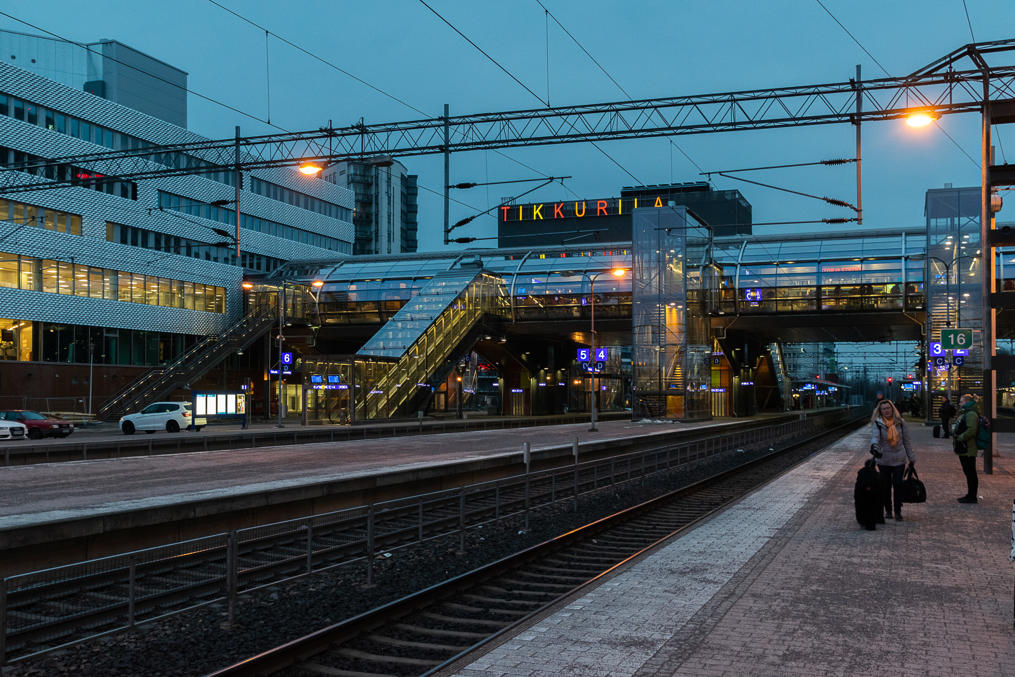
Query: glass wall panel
[[103, 270, 117, 300], [0, 256, 16, 288], [88, 267, 103, 299], [19, 256, 37, 291], [40, 260, 57, 294], [183, 281, 195, 310], [73, 263, 89, 297]]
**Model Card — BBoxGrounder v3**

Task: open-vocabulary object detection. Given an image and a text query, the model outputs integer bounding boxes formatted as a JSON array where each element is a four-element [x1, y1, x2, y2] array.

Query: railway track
[[1, 409, 856, 666], [210, 416, 862, 677]]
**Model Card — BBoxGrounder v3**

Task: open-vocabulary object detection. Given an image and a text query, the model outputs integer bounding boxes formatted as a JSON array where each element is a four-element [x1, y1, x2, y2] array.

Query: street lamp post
[[583, 267, 626, 432], [277, 283, 286, 428]]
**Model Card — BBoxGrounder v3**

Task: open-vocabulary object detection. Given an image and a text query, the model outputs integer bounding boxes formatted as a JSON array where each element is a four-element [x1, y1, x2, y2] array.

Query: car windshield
[[19, 411, 47, 420]]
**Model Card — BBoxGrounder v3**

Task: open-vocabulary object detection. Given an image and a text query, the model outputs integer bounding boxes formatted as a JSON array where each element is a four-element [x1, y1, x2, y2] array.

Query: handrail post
[[127, 559, 137, 629], [523, 441, 531, 532], [365, 504, 375, 588], [226, 531, 238, 625], [0, 578, 8, 665], [458, 486, 466, 554], [573, 436, 579, 511]]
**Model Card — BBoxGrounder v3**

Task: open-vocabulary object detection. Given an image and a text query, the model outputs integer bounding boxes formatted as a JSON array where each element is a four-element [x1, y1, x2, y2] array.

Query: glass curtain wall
[[925, 187, 984, 404], [632, 206, 711, 420]]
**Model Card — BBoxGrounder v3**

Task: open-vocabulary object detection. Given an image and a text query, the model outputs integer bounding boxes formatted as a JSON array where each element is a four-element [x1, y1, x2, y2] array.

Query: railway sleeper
[[417, 611, 509, 630], [476, 584, 557, 600], [298, 658, 399, 676], [495, 575, 582, 591], [365, 633, 469, 654], [393, 622, 489, 641], [438, 601, 529, 619], [460, 593, 545, 609], [507, 570, 593, 586], [335, 647, 441, 669]]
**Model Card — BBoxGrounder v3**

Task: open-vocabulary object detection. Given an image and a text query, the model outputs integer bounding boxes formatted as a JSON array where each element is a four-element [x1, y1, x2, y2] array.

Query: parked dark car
[[0, 410, 74, 439]]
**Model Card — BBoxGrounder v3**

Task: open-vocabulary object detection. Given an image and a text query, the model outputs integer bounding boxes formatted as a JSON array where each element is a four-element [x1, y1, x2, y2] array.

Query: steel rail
[[209, 413, 865, 676], [0, 410, 852, 664]]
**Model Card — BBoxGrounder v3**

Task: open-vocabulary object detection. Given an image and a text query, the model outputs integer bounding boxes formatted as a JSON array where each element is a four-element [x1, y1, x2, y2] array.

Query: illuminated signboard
[[744, 288, 762, 303], [499, 195, 670, 223]]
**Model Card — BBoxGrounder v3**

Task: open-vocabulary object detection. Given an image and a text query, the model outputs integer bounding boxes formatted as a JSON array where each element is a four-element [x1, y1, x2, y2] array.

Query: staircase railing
[[357, 273, 506, 420], [97, 305, 277, 419]]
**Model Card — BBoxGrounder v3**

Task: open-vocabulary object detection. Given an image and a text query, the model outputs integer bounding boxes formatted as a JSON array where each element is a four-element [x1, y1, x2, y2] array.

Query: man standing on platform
[[939, 396, 956, 438]]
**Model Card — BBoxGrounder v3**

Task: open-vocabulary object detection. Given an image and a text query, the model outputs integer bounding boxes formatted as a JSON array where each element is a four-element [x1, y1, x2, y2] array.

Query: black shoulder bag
[[900, 465, 926, 503]]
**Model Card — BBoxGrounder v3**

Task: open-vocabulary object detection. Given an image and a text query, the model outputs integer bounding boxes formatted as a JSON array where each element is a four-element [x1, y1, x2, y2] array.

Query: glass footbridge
[[248, 222, 1011, 420]]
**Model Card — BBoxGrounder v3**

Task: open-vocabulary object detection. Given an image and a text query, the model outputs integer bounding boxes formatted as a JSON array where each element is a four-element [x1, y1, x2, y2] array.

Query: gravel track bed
[[1, 446, 771, 677]]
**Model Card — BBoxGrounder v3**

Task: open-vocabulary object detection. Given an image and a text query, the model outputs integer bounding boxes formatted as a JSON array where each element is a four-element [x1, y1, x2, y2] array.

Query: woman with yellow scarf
[[870, 399, 916, 520]]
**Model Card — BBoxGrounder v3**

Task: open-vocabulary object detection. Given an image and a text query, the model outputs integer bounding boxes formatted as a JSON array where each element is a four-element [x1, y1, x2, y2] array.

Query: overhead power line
[[813, 0, 979, 170], [416, 0, 641, 185], [0, 9, 287, 132], [207, 0, 429, 117], [417, 0, 548, 106]]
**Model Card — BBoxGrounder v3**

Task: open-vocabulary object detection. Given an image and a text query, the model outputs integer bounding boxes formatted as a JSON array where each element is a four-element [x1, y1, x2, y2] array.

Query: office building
[[0, 32, 354, 412], [324, 159, 418, 255]]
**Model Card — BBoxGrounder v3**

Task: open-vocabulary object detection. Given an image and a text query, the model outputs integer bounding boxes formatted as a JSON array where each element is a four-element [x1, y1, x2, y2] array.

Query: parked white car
[[119, 402, 207, 435], [0, 419, 27, 441]]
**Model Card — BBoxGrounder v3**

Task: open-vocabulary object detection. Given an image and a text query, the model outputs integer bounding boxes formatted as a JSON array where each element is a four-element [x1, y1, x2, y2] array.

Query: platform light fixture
[[298, 161, 323, 175], [905, 111, 937, 128]]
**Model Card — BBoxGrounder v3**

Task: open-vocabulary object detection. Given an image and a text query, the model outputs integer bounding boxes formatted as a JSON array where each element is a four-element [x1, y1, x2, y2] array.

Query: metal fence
[[0, 407, 860, 664]]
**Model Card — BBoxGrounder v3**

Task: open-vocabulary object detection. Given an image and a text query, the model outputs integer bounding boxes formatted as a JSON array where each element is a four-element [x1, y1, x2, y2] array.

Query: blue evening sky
[[3, 1, 1014, 251]]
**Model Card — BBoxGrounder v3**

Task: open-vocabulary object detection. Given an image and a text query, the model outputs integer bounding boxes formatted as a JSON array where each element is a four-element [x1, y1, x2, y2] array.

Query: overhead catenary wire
[[416, 0, 637, 185], [702, 159, 856, 175], [716, 172, 859, 212], [208, 0, 571, 220], [0, 9, 289, 132], [813, 0, 979, 169], [535, 0, 705, 176]]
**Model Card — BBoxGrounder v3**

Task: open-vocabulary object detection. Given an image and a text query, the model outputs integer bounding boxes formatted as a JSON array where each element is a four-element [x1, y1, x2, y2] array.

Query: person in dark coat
[[953, 394, 980, 504], [870, 400, 916, 520], [939, 396, 956, 438]]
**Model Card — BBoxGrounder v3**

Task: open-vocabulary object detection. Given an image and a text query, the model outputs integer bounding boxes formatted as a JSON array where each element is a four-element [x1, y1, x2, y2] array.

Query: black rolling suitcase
[[854, 458, 882, 531], [933, 424, 941, 438]]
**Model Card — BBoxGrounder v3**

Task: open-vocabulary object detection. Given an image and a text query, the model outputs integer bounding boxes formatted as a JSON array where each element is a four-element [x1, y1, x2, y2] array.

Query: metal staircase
[[96, 304, 277, 421], [356, 270, 506, 420], [768, 342, 792, 410]]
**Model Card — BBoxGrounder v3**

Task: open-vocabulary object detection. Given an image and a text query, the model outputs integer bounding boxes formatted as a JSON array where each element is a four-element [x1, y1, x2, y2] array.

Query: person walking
[[939, 396, 956, 438], [870, 399, 916, 520], [953, 393, 980, 504]]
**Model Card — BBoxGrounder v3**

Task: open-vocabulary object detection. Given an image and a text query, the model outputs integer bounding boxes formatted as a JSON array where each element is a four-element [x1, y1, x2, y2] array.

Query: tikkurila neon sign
[[500, 196, 667, 222]]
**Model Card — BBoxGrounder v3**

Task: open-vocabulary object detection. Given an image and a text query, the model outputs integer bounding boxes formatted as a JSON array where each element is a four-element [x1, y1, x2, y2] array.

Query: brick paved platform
[[450, 423, 1015, 677]]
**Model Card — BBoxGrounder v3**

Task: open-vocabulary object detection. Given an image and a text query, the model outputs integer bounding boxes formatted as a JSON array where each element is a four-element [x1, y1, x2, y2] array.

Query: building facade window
[[0, 250, 226, 313], [157, 192, 351, 254], [0, 198, 82, 235], [0, 92, 235, 186], [0, 144, 138, 200], [248, 177, 351, 221], [106, 221, 287, 273]]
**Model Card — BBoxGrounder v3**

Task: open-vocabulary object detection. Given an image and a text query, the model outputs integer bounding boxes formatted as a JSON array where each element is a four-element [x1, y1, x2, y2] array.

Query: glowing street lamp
[[905, 111, 937, 128], [298, 161, 324, 175]]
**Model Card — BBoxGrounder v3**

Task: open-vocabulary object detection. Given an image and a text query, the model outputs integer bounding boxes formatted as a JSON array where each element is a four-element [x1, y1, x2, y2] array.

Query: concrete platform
[[449, 423, 1015, 676], [4, 414, 802, 574]]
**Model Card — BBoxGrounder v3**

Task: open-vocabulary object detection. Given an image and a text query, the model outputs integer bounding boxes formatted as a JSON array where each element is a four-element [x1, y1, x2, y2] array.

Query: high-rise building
[[324, 160, 418, 254], [0, 31, 354, 411]]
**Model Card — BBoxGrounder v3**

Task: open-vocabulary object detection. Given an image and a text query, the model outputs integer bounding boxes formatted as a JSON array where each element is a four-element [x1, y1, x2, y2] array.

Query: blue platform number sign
[[929, 342, 943, 357], [744, 288, 762, 303], [953, 355, 965, 367], [953, 348, 969, 357], [933, 356, 948, 367], [281, 351, 293, 366], [594, 347, 608, 362], [577, 348, 590, 362]]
